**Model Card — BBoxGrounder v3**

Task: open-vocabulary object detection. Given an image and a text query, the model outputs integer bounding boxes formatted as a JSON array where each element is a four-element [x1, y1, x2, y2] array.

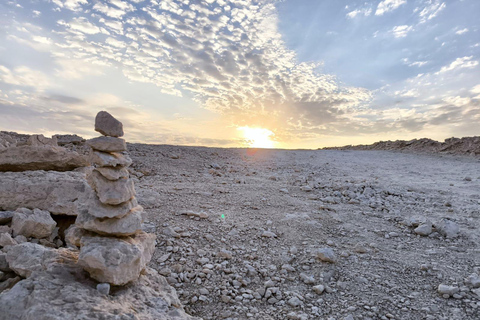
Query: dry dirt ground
[[127, 145, 480, 320]]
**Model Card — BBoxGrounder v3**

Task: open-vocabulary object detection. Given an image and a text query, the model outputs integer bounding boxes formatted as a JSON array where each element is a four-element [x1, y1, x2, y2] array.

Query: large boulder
[[0, 133, 17, 151], [95, 111, 124, 137], [11, 208, 56, 239], [76, 206, 146, 236], [78, 232, 155, 285], [0, 171, 91, 215], [0, 145, 88, 172], [0, 265, 198, 320], [89, 170, 135, 205], [26, 135, 58, 147]]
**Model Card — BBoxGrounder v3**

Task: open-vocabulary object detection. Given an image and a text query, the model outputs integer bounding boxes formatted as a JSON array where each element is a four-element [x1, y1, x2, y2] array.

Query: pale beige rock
[[0, 232, 17, 247], [95, 166, 129, 181], [27, 134, 58, 147], [76, 206, 146, 236], [0, 266, 198, 320], [64, 225, 93, 248], [0, 145, 88, 172], [90, 150, 132, 167], [90, 170, 135, 205], [0, 171, 91, 215], [12, 208, 57, 239], [78, 187, 138, 218], [78, 231, 155, 285], [95, 111, 124, 137], [6, 242, 60, 278], [86, 136, 126, 152]]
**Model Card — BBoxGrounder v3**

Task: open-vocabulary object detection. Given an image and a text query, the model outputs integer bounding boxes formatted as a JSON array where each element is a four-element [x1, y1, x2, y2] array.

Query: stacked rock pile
[[74, 111, 156, 286]]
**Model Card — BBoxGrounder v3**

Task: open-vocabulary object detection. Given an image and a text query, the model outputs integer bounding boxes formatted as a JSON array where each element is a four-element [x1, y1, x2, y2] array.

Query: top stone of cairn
[[95, 111, 124, 137]]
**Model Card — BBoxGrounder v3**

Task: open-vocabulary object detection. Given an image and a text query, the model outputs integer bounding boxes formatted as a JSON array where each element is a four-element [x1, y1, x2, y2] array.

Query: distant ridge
[[321, 136, 480, 156]]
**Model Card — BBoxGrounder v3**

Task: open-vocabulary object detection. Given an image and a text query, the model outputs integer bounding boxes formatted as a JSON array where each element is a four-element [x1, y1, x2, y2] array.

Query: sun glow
[[238, 126, 276, 148]]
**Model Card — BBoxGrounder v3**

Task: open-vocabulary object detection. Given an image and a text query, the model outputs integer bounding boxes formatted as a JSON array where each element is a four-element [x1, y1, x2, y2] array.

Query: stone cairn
[[74, 111, 155, 286]]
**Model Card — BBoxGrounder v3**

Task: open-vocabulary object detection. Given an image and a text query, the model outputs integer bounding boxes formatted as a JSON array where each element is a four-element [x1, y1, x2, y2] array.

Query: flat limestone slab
[[0, 145, 88, 172], [0, 171, 91, 215]]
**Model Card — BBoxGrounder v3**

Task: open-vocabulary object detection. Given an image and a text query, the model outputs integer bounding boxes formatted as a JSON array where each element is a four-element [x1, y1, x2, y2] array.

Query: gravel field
[[128, 145, 480, 320]]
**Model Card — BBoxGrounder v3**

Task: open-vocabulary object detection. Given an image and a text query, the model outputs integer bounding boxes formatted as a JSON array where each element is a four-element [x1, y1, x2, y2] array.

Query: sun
[[238, 126, 276, 148]]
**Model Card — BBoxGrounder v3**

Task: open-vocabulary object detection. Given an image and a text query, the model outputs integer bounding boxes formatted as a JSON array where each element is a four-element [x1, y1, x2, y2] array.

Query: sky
[[0, 0, 479, 149]]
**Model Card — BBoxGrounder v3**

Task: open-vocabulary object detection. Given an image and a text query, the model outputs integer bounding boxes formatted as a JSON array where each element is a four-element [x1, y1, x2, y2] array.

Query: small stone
[[96, 283, 110, 295], [0, 211, 14, 224], [218, 249, 233, 259], [287, 297, 302, 307], [95, 111, 124, 137], [315, 248, 336, 263], [434, 219, 459, 238], [437, 284, 459, 297], [300, 273, 315, 284], [262, 231, 277, 238], [12, 208, 56, 239], [0, 233, 17, 247], [414, 221, 433, 236], [465, 273, 480, 288], [86, 136, 126, 152], [313, 284, 325, 294]]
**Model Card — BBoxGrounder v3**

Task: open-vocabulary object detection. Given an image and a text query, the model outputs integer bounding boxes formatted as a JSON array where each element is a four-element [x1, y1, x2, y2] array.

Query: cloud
[[418, 0, 446, 23], [52, 0, 88, 11], [346, 8, 372, 19], [0, 65, 50, 90], [59, 17, 102, 34], [391, 25, 413, 38], [375, 0, 406, 16], [436, 56, 479, 74], [455, 28, 469, 35]]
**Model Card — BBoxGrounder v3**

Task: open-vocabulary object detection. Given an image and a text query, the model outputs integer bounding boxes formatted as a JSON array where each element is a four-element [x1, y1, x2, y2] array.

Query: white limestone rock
[[86, 136, 126, 152], [0, 266, 198, 320], [0, 145, 87, 172], [435, 218, 460, 238], [6, 242, 60, 278], [12, 208, 56, 239], [0, 171, 91, 215], [95, 111, 124, 137], [95, 166, 129, 181], [76, 206, 146, 236], [78, 188, 138, 219], [90, 151, 132, 168], [78, 231, 155, 285], [90, 170, 135, 205]]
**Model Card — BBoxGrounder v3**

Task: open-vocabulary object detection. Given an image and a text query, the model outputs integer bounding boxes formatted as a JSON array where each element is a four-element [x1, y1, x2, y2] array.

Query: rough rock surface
[[78, 232, 155, 285], [95, 166, 130, 181], [86, 136, 127, 152], [0, 266, 198, 320], [78, 189, 139, 218], [0, 171, 91, 215], [5, 242, 61, 278], [11, 208, 56, 239], [95, 111, 124, 137], [27, 134, 58, 147], [76, 206, 146, 236], [90, 150, 132, 168], [323, 136, 480, 156], [0, 145, 88, 172], [90, 170, 135, 205], [0, 132, 17, 150]]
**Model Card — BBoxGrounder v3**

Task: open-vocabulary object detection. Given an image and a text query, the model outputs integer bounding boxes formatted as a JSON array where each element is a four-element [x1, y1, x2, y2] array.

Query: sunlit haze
[[0, 0, 479, 149]]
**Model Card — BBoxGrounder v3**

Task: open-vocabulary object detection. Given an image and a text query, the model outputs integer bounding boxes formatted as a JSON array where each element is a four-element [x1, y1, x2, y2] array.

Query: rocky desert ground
[[128, 144, 480, 320], [1, 129, 479, 320]]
